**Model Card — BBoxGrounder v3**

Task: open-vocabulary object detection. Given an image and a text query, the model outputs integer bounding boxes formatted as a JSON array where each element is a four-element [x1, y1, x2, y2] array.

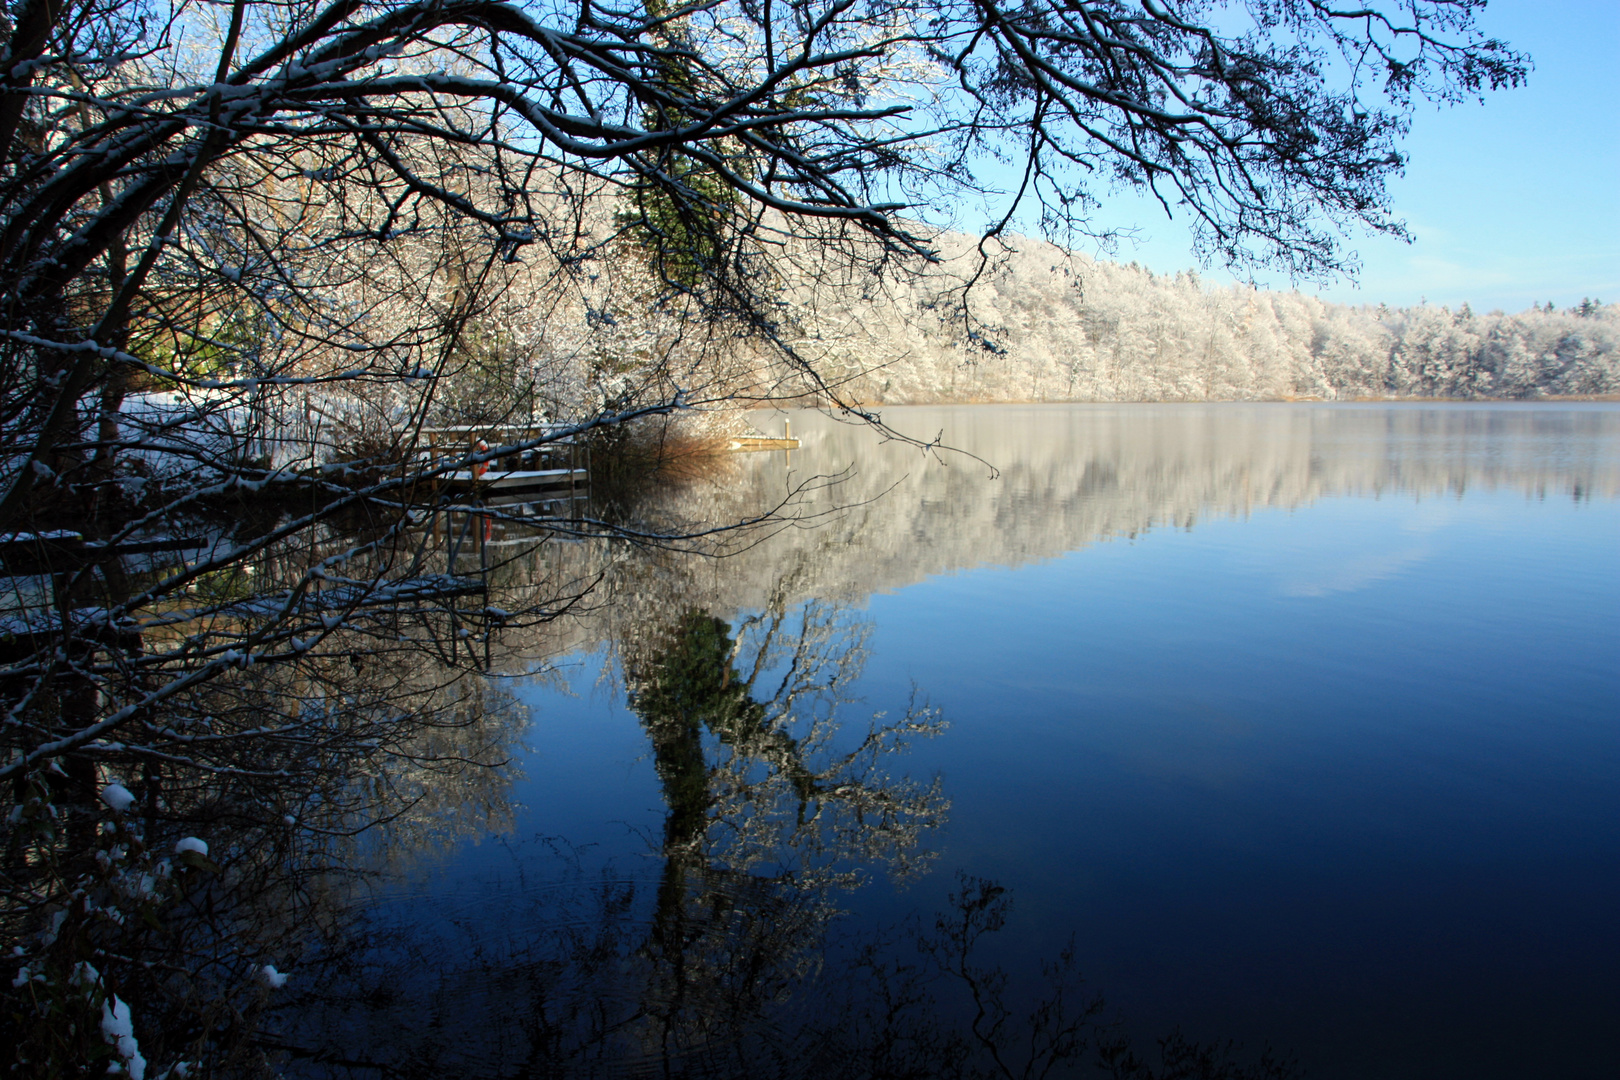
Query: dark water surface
[[291, 404, 1620, 1079]]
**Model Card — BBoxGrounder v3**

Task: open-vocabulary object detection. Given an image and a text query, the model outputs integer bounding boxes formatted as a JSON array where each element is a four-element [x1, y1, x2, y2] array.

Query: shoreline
[[783, 393, 1620, 409]]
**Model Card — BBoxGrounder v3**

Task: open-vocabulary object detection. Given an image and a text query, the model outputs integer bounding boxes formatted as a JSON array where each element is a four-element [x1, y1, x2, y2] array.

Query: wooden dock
[[729, 418, 799, 453], [436, 466, 589, 497], [418, 424, 589, 499], [727, 436, 801, 452]]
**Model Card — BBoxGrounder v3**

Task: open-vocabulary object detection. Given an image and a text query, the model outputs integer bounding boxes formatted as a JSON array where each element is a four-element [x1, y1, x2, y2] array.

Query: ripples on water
[[278, 403, 1620, 1080]]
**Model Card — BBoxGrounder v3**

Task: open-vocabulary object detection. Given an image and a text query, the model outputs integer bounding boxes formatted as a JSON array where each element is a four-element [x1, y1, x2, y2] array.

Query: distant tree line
[[779, 235, 1618, 404]]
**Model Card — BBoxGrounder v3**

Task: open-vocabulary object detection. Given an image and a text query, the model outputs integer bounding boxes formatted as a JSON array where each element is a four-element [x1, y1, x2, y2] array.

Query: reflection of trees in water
[[1, 515, 536, 1075], [274, 868, 1296, 1080], [270, 598, 1293, 1079], [1, 464, 840, 1076], [0, 484, 1309, 1076], [673, 405, 1620, 618], [630, 600, 945, 889], [14, 400, 1533, 1074], [627, 601, 946, 1066], [273, 593, 949, 1076], [1, 658, 526, 1077]]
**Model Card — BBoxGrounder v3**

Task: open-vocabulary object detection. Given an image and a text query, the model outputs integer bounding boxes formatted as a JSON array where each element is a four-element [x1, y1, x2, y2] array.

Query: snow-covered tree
[[0, 0, 1536, 1068]]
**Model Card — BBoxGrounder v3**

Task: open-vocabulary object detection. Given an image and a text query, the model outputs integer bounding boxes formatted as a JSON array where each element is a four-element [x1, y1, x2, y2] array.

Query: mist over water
[[283, 403, 1620, 1080]]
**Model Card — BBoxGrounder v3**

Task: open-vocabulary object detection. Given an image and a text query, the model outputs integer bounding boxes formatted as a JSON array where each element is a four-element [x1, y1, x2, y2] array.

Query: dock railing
[[415, 423, 590, 501]]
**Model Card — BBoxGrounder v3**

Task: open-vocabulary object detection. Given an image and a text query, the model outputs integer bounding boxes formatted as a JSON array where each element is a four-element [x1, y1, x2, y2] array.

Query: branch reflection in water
[[273, 593, 947, 1073], [267, 594, 1289, 1080], [0, 501, 543, 1074], [23, 401, 1584, 1074]]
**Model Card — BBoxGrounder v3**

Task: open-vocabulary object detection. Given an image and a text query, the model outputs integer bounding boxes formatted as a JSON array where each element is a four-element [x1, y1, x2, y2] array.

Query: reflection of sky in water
[[838, 412, 1619, 1079], [1276, 542, 1434, 597], [317, 404, 1620, 1080]]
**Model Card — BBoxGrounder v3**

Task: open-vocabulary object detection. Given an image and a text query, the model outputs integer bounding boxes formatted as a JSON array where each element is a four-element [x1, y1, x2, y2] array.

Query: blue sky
[[959, 1, 1619, 314]]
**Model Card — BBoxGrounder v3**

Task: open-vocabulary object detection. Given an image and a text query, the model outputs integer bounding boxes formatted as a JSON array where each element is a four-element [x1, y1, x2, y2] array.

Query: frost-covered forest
[[779, 232, 1619, 405], [0, 0, 1575, 1070], [354, 222, 1620, 442]]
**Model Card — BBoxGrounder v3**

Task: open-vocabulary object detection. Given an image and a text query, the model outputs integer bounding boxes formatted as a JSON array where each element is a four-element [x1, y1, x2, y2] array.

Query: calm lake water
[[286, 403, 1620, 1079]]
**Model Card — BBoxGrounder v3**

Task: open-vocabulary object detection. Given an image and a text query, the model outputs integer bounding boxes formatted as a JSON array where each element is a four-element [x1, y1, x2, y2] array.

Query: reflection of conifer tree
[[628, 609, 760, 1032], [622, 600, 946, 1059], [632, 611, 764, 856], [626, 600, 944, 893]]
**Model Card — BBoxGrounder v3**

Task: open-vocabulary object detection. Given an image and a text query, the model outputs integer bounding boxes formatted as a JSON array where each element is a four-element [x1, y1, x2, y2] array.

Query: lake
[[282, 402, 1620, 1079]]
